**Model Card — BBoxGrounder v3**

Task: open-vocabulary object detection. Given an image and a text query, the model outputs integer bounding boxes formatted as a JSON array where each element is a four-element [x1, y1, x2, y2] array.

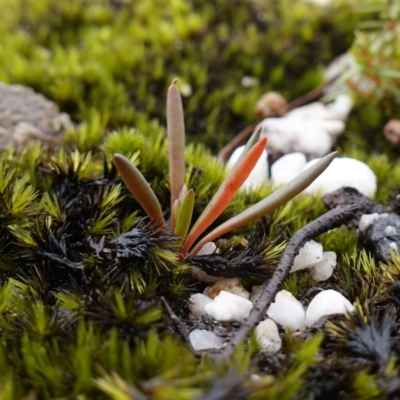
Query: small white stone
[[303, 157, 377, 198], [285, 102, 341, 121], [290, 240, 324, 273], [255, 319, 282, 353], [326, 94, 353, 121], [358, 213, 380, 232], [189, 329, 223, 351], [259, 118, 332, 157], [241, 76, 259, 88], [191, 242, 220, 282], [310, 251, 337, 281], [389, 242, 398, 251], [204, 277, 250, 300], [204, 291, 253, 322], [267, 290, 306, 332], [227, 145, 268, 191], [271, 152, 307, 187], [305, 290, 355, 327], [188, 293, 213, 316], [385, 226, 397, 237], [197, 242, 219, 256]]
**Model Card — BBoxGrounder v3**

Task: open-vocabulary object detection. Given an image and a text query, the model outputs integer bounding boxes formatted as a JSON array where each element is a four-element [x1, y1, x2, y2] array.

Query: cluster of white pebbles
[[188, 242, 354, 352]]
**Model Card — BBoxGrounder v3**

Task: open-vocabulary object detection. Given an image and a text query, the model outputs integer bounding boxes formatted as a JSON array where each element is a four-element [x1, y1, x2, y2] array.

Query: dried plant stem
[[218, 204, 360, 361], [160, 296, 190, 343]]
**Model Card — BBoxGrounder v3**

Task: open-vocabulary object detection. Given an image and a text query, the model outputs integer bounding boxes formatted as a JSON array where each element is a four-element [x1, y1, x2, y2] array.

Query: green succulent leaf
[[113, 153, 165, 228], [167, 80, 186, 229], [181, 137, 268, 256], [189, 151, 337, 255], [174, 188, 194, 243]]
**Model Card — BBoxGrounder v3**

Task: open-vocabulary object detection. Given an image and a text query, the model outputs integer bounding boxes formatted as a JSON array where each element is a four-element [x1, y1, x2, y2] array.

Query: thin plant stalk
[[113, 154, 166, 228], [167, 80, 186, 230], [181, 137, 268, 256], [188, 151, 337, 255]]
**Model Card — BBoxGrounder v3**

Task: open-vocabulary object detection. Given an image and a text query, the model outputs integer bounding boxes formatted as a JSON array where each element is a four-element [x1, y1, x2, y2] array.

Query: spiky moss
[[0, 121, 400, 398], [0, 0, 364, 150]]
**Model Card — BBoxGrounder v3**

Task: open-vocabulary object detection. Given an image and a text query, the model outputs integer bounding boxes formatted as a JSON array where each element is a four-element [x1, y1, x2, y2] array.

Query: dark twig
[[218, 204, 360, 360], [160, 296, 190, 343]]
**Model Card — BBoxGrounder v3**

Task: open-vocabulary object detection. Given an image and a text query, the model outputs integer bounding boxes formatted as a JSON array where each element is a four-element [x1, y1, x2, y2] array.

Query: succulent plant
[[113, 81, 337, 257]]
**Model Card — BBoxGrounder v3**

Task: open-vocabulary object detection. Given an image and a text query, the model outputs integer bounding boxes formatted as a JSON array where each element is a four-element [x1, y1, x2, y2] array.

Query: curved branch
[[218, 204, 360, 360]]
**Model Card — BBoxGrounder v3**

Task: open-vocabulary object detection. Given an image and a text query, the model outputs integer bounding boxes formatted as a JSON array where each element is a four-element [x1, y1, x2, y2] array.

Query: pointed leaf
[[181, 137, 267, 256], [233, 126, 262, 168], [174, 189, 195, 243], [113, 154, 165, 227], [167, 80, 186, 229], [189, 151, 337, 255]]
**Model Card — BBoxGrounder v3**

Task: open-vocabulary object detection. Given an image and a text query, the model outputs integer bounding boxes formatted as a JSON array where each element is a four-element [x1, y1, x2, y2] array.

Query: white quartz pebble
[[188, 293, 213, 316], [267, 290, 306, 331], [197, 242, 218, 255], [204, 277, 250, 300], [358, 213, 380, 232], [305, 290, 355, 327], [303, 157, 377, 198], [285, 101, 344, 121], [326, 94, 353, 121], [385, 226, 397, 237], [260, 118, 332, 157], [189, 329, 223, 351], [310, 251, 337, 281], [290, 240, 324, 273], [204, 291, 253, 322], [255, 319, 282, 353], [271, 152, 307, 187], [191, 242, 220, 282], [227, 145, 269, 191]]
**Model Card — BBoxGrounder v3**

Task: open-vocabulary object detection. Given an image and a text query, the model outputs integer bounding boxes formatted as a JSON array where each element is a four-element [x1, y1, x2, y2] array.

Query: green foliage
[[0, 0, 400, 398], [340, 0, 400, 157], [0, 0, 363, 150]]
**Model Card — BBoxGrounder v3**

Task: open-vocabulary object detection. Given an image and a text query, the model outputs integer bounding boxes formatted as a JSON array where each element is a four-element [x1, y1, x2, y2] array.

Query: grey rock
[[323, 187, 387, 228], [360, 213, 400, 262], [0, 82, 73, 147]]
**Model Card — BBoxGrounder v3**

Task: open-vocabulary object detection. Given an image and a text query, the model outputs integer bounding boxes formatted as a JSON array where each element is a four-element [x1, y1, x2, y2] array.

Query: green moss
[[1, 0, 400, 398], [0, 0, 364, 150]]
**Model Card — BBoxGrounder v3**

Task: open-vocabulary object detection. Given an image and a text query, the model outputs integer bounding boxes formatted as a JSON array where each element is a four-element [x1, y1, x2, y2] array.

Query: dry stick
[[160, 296, 190, 343], [217, 75, 340, 164], [218, 204, 360, 361]]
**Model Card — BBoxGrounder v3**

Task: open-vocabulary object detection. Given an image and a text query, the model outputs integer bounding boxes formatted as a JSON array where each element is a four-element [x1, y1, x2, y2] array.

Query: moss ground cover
[[1, 0, 400, 399]]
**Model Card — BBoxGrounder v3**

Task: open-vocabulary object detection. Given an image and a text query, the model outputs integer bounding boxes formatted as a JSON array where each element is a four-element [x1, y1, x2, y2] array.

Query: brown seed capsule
[[255, 91, 287, 118], [384, 119, 400, 149]]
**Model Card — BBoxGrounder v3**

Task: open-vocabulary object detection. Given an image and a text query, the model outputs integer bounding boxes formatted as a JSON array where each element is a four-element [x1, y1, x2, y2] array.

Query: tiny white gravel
[[305, 289, 355, 327], [188, 293, 213, 317], [204, 290, 253, 322], [267, 290, 306, 331], [290, 240, 324, 273], [189, 329, 223, 351], [310, 251, 337, 281], [303, 157, 377, 198], [255, 319, 282, 353]]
